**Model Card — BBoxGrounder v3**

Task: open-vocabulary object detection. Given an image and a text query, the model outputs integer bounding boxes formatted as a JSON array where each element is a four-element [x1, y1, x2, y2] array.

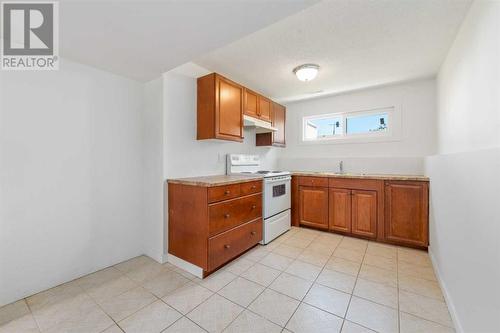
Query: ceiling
[[195, 0, 472, 103], [58, 0, 318, 81]]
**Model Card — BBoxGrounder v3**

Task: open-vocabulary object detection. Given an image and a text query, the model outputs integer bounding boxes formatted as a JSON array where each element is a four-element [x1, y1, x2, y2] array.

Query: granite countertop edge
[[291, 171, 429, 181]]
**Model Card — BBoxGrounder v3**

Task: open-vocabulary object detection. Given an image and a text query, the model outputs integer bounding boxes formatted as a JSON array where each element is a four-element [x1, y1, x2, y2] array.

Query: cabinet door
[[299, 186, 329, 229], [351, 190, 377, 238], [385, 181, 428, 247], [329, 188, 351, 233], [244, 89, 259, 118], [258, 96, 272, 122], [272, 102, 286, 146], [217, 76, 243, 139]]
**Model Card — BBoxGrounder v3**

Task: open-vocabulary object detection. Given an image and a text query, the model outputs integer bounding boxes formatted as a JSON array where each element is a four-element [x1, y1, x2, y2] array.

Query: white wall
[[426, 1, 500, 332], [0, 59, 145, 306], [280, 79, 436, 174]]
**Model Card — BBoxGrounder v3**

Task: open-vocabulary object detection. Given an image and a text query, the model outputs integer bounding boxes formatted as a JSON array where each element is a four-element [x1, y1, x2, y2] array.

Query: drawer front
[[298, 176, 328, 187], [209, 193, 262, 236], [240, 180, 262, 196], [208, 183, 241, 203], [208, 219, 262, 271]]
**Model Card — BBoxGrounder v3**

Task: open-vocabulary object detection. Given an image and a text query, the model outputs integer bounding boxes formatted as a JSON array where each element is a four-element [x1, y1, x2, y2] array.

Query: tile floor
[[0, 227, 455, 333]]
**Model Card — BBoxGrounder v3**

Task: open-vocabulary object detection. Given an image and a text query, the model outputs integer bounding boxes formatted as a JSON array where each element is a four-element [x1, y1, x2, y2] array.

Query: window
[[302, 107, 395, 142]]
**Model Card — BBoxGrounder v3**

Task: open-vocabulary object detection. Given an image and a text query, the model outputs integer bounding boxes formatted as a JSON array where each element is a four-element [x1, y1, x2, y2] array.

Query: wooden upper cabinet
[[299, 186, 329, 229], [258, 96, 272, 122], [256, 102, 286, 147], [197, 73, 243, 142], [243, 89, 259, 118], [384, 181, 429, 247], [329, 188, 351, 233], [351, 190, 377, 239]]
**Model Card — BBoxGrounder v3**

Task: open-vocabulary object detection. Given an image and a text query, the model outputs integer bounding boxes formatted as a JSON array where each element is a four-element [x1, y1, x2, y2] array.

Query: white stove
[[227, 154, 291, 244]]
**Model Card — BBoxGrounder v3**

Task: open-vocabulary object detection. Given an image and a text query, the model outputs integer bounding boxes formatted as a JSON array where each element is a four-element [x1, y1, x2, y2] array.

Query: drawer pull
[[251, 231, 256, 236], [224, 213, 230, 219], [225, 190, 231, 195], [224, 244, 231, 249], [251, 205, 256, 210], [251, 185, 256, 189]]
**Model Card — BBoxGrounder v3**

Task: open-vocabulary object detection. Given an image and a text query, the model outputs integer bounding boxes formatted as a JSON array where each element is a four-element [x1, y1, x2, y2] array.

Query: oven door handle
[[264, 176, 291, 184]]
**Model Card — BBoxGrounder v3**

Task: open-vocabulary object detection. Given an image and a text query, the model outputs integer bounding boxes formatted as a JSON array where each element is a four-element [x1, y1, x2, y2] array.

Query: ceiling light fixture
[[293, 64, 319, 82]]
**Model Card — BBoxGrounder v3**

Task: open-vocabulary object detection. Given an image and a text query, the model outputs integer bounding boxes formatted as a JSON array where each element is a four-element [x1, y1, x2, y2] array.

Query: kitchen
[[1, 1, 498, 333]]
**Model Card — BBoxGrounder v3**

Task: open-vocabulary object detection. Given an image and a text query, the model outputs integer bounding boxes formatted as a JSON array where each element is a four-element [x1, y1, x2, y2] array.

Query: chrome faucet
[[339, 160, 344, 174]]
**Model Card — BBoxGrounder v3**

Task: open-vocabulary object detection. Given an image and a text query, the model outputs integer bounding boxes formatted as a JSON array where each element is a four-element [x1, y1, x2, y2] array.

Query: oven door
[[263, 176, 291, 219]]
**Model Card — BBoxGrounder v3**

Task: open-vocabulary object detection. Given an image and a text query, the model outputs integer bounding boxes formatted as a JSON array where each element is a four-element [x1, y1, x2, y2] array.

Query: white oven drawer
[[262, 209, 291, 244]]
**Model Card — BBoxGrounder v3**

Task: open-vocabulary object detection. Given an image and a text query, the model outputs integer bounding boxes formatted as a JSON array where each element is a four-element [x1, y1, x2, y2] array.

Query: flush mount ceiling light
[[293, 63, 320, 82]]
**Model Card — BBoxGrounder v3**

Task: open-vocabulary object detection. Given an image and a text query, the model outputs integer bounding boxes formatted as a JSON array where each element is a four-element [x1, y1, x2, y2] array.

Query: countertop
[[167, 174, 264, 187], [292, 171, 429, 181]]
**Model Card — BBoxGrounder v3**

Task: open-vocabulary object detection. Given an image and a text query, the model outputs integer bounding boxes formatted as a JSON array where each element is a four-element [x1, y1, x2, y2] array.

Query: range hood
[[243, 115, 277, 133]]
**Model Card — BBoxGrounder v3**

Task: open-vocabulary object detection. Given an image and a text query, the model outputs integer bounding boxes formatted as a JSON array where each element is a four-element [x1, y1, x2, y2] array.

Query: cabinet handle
[[251, 205, 256, 210], [224, 213, 230, 219], [251, 185, 256, 189], [251, 231, 256, 236], [224, 244, 231, 249], [225, 190, 231, 195]]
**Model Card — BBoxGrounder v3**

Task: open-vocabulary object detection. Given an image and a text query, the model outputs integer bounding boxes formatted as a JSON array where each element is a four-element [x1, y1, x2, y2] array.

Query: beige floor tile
[[353, 278, 398, 308], [187, 294, 243, 332], [398, 261, 437, 281], [358, 264, 397, 287], [76, 267, 124, 291], [102, 324, 124, 333], [162, 282, 213, 315], [333, 248, 365, 263], [286, 303, 343, 333], [325, 257, 361, 276], [399, 291, 453, 327], [259, 253, 294, 271], [223, 258, 254, 275], [224, 310, 282, 333], [27, 280, 85, 313], [0, 312, 39, 333], [285, 260, 322, 281], [142, 270, 190, 298], [338, 238, 368, 252], [163, 317, 205, 333], [0, 299, 30, 326], [240, 263, 281, 286], [272, 244, 304, 259], [218, 277, 264, 307], [282, 236, 312, 249], [43, 304, 114, 333], [303, 283, 350, 318], [248, 289, 300, 327], [86, 275, 137, 304], [317, 268, 357, 294], [114, 256, 156, 273], [341, 320, 376, 332], [306, 241, 337, 255], [346, 296, 398, 333], [398, 249, 432, 267], [297, 249, 330, 267], [399, 275, 443, 300], [242, 246, 270, 262], [99, 286, 156, 322], [125, 261, 166, 284], [363, 254, 397, 271], [198, 270, 237, 292], [269, 272, 312, 300], [119, 300, 181, 333], [366, 243, 397, 259], [400, 312, 455, 333]]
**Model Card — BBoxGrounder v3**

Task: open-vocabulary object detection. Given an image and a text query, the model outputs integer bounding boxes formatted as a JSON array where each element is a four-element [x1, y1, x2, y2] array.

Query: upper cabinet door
[[216, 76, 243, 140], [384, 181, 429, 247], [272, 102, 286, 146], [244, 89, 259, 118], [351, 190, 377, 239], [329, 188, 351, 233], [258, 96, 272, 122]]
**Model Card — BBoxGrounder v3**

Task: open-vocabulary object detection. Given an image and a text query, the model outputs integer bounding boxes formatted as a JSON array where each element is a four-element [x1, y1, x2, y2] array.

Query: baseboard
[[167, 253, 203, 278], [428, 247, 464, 333]]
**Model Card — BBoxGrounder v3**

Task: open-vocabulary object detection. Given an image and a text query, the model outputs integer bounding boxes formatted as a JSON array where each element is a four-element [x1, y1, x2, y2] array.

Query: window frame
[[301, 106, 400, 144]]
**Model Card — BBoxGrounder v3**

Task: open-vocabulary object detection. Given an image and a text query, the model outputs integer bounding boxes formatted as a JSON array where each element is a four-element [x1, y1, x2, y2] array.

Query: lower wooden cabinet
[[384, 181, 429, 247], [329, 188, 351, 233], [299, 186, 329, 229], [351, 190, 377, 239]]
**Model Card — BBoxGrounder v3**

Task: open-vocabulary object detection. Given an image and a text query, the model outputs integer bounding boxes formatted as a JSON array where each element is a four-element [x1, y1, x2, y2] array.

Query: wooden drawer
[[208, 218, 262, 271], [208, 193, 262, 236], [208, 183, 241, 203], [240, 180, 262, 196], [298, 176, 328, 187]]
